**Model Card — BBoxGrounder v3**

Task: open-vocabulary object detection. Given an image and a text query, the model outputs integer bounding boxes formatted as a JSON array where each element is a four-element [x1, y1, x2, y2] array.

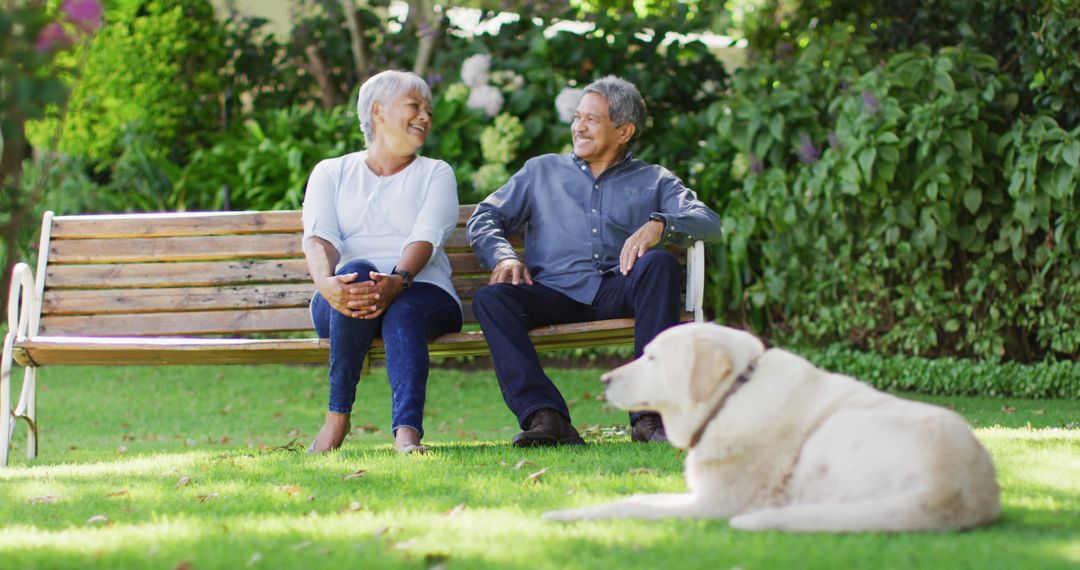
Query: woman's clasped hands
[[317, 271, 403, 320]]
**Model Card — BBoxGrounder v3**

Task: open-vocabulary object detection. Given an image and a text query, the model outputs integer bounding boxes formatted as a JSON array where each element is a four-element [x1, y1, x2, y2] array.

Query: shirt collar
[[570, 150, 636, 171]]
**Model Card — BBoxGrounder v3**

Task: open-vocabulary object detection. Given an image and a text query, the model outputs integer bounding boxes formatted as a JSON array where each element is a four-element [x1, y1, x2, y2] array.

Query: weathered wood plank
[[41, 284, 315, 316], [50, 210, 303, 239], [49, 234, 303, 264], [38, 307, 314, 336], [45, 259, 311, 289]]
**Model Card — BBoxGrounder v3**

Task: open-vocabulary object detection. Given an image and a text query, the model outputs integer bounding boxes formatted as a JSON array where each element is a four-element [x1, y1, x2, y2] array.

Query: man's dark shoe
[[631, 413, 668, 443], [512, 409, 585, 447]]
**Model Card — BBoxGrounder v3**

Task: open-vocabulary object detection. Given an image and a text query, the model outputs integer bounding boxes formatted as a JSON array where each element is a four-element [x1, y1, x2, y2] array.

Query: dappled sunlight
[[0, 451, 211, 481]]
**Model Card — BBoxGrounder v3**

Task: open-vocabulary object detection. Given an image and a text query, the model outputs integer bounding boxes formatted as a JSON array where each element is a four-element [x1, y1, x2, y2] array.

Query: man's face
[[572, 92, 631, 164]]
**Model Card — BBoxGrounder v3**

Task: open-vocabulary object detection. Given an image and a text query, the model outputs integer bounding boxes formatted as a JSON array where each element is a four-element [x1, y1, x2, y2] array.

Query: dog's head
[[601, 323, 765, 448]]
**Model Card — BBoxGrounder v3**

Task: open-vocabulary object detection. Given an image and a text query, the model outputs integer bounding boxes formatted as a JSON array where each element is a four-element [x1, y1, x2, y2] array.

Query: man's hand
[[619, 219, 664, 275], [489, 257, 533, 285], [317, 273, 378, 318]]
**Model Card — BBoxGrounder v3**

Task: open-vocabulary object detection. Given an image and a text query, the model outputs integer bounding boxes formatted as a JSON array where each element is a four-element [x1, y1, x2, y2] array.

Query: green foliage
[[804, 346, 1080, 399], [41, 0, 226, 163], [746, 0, 1080, 129], [174, 106, 364, 211], [706, 24, 1079, 361]]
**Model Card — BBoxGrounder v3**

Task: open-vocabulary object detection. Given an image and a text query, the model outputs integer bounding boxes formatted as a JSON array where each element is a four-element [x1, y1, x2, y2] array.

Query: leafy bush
[[34, 0, 227, 164], [803, 345, 1080, 399], [745, 0, 1079, 129], [174, 106, 364, 211], [704, 26, 1079, 361]]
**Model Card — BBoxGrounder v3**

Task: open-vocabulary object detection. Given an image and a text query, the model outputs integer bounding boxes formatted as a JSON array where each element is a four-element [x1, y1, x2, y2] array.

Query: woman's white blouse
[[302, 151, 461, 310]]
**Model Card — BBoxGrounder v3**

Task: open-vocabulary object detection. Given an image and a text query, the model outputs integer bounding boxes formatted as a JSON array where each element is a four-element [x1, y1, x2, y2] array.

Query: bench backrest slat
[[39, 307, 313, 337], [41, 284, 314, 315]]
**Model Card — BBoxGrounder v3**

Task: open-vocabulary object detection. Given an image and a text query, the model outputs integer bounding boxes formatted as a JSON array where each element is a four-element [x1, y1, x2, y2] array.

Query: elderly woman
[[303, 70, 462, 454]]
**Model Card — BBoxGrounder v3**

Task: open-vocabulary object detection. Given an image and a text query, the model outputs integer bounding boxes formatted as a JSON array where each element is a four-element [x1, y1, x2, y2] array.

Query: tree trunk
[[0, 112, 29, 325], [302, 45, 342, 109], [340, 0, 370, 83], [411, 0, 446, 79]]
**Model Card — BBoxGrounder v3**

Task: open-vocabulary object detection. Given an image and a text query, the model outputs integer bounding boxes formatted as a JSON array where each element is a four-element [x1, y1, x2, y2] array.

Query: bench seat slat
[[48, 234, 303, 264], [46, 259, 311, 289], [39, 307, 314, 336], [13, 318, 638, 366]]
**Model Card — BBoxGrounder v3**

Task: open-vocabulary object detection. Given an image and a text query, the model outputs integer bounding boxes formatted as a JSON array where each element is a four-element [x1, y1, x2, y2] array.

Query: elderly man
[[466, 76, 722, 447]]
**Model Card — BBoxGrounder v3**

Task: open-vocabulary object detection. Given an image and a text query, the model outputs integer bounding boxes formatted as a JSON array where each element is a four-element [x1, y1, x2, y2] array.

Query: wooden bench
[[1, 205, 705, 465]]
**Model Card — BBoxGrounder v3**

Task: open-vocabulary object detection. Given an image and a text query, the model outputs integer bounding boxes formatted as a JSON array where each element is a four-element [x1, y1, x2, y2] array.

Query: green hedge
[[802, 346, 1080, 399]]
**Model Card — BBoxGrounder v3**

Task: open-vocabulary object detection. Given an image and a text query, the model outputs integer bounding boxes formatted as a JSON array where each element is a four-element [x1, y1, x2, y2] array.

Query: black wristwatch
[[391, 267, 413, 290], [648, 213, 667, 228]]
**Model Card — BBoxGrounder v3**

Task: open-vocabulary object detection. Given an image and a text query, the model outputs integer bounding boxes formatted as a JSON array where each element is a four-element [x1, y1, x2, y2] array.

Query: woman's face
[[373, 90, 433, 153]]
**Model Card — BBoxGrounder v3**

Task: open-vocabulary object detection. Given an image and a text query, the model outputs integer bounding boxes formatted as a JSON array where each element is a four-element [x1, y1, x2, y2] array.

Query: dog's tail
[[729, 491, 999, 533]]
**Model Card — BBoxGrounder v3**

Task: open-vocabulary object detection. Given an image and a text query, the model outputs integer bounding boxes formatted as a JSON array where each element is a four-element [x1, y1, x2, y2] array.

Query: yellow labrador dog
[[544, 323, 1000, 532]]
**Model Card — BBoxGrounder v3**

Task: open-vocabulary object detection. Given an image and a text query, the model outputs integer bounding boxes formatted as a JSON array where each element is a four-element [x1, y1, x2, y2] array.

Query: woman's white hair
[[356, 70, 432, 146]]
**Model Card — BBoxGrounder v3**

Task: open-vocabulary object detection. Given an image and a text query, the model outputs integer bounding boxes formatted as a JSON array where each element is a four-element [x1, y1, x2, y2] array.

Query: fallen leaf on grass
[[394, 539, 417, 550], [176, 476, 191, 488], [174, 561, 192, 570], [1001, 406, 1017, 415], [527, 468, 548, 484], [513, 459, 535, 470], [116, 445, 127, 455], [196, 493, 220, 502], [628, 467, 656, 475], [1034, 409, 1045, 416], [107, 490, 130, 497], [287, 428, 301, 438], [29, 496, 55, 505], [356, 424, 381, 434], [337, 501, 363, 514], [86, 514, 109, 525], [246, 552, 262, 567], [275, 485, 303, 496], [220, 405, 231, 415], [342, 468, 367, 481], [291, 541, 311, 551], [264, 439, 303, 454], [444, 503, 466, 518]]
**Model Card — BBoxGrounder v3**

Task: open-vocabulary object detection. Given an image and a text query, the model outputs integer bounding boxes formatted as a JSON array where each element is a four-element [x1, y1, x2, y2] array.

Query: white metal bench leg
[[15, 367, 37, 459], [1, 332, 14, 466]]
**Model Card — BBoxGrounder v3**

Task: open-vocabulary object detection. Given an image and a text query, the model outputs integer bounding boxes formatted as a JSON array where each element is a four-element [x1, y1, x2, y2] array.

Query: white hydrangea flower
[[555, 87, 585, 124], [460, 53, 492, 88], [467, 84, 504, 118]]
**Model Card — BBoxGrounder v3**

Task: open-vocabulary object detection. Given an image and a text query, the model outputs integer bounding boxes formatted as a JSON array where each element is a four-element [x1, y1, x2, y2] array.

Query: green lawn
[[1, 364, 1078, 569]]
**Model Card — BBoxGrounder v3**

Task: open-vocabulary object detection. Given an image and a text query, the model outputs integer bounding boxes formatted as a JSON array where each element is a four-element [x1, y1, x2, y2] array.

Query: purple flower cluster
[[797, 133, 820, 164], [861, 89, 881, 115], [34, 0, 103, 53]]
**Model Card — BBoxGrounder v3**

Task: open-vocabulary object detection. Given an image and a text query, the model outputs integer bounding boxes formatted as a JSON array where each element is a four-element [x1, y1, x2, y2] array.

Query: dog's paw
[[728, 512, 770, 531]]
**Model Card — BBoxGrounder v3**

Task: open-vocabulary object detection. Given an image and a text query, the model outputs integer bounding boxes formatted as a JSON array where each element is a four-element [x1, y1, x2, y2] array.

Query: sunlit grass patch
[[0, 364, 1077, 569]]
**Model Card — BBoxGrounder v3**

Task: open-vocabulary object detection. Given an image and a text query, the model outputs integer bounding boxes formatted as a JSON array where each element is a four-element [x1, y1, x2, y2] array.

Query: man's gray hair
[[583, 76, 647, 144], [356, 70, 432, 146]]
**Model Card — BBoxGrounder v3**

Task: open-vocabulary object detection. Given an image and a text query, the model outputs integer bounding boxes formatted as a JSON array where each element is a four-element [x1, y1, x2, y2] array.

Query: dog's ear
[[689, 336, 733, 401]]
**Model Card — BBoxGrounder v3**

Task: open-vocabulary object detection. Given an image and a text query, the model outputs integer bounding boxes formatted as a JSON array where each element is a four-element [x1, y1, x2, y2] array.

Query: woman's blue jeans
[[310, 258, 462, 437]]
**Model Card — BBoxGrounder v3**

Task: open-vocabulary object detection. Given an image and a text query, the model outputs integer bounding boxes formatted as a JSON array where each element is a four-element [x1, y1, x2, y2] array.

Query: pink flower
[[34, 22, 71, 53], [62, 0, 103, 33]]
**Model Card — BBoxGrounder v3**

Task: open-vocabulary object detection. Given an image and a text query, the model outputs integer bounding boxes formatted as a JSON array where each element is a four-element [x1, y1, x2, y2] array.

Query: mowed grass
[[1, 363, 1078, 569]]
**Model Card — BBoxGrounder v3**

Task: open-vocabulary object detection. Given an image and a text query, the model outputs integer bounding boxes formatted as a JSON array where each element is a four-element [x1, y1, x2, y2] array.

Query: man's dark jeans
[[310, 258, 462, 437], [472, 250, 682, 428]]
